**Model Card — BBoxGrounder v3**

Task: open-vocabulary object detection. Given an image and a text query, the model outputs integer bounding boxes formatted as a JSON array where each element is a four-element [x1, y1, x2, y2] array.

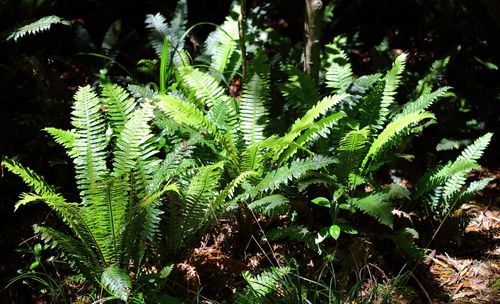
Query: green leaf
[[101, 266, 132, 301], [311, 197, 330, 208], [329, 225, 341, 240]]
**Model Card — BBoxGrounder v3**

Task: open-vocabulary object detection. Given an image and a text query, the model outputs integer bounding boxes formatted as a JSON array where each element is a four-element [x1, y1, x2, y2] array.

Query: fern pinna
[[2, 84, 176, 301]]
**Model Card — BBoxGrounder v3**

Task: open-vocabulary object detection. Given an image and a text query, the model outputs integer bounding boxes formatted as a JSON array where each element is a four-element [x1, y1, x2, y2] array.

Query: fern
[[157, 94, 239, 163], [240, 53, 270, 146], [248, 194, 289, 216], [204, 7, 241, 78], [180, 67, 229, 109], [7, 15, 70, 41], [236, 266, 291, 303], [236, 156, 335, 202], [350, 193, 394, 228], [280, 66, 320, 114], [101, 266, 132, 301], [4, 84, 176, 299], [324, 43, 353, 94], [336, 127, 370, 183], [101, 83, 137, 135], [182, 162, 224, 236], [395, 86, 450, 120], [457, 133, 493, 162], [362, 112, 435, 170]]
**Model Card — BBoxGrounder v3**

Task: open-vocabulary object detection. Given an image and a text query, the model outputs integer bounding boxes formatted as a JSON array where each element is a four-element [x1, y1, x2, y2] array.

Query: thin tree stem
[[239, 0, 247, 83], [304, 0, 323, 84]]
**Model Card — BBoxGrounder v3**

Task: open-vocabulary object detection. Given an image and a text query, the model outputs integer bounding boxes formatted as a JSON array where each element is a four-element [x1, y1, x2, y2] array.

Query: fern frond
[[157, 94, 238, 163], [240, 53, 271, 146], [182, 162, 224, 236], [395, 86, 450, 119], [35, 225, 100, 280], [70, 85, 108, 201], [336, 127, 370, 183], [248, 194, 289, 216], [145, 13, 169, 58], [280, 66, 320, 114], [180, 67, 228, 109], [350, 193, 394, 228], [414, 160, 480, 199], [101, 83, 137, 135], [269, 94, 347, 162], [2, 157, 56, 196], [101, 266, 132, 301], [204, 10, 241, 78], [287, 94, 348, 137], [441, 172, 467, 203], [457, 133, 493, 162], [326, 58, 353, 94], [7, 15, 70, 41], [281, 112, 346, 162], [376, 53, 406, 129], [237, 156, 335, 201], [167, 0, 188, 48], [44, 128, 76, 152], [112, 103, 155, 178], [358, 54, 406, 133], [362, 112, 435, 170], [237, 266, 291, 303]]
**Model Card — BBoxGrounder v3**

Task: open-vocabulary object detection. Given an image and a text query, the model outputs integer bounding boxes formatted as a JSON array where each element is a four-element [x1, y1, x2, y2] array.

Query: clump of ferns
[[2, 84, 179, 301]]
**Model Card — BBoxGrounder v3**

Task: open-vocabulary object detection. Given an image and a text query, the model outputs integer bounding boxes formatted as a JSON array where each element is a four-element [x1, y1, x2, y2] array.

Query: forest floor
[[424, 168, 500, 303]]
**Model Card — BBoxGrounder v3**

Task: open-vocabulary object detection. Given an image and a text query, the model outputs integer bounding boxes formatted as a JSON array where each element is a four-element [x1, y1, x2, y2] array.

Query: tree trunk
[[304, 0, 323, 84], [239, 0, 247, 83]]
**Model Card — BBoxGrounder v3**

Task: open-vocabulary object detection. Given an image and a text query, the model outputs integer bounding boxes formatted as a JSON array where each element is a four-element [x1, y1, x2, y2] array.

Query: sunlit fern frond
[[361, 111, 435, 171], [336, 127, 370, 183], [204, 7, 241, 79], [69, 86, 108, 202], [7, 15, 70, 41], [240, 52, 271, 147], [101, 83, 137, 135]]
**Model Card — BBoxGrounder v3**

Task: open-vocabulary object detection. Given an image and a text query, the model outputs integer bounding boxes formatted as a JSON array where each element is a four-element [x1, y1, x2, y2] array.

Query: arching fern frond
[[362, 112, 435, 171], [237, 156, 335, 201], [248, 194, 289, 216], [457, 133, 493, 162], [157, 94, 239, 163], [35, 225, 100, 280], [181, 162, 224, 239], [395, 86, 450, 120], [44, 128, 76, 153], [204, 8, 241, 78], [7, 15, 70, 42]]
